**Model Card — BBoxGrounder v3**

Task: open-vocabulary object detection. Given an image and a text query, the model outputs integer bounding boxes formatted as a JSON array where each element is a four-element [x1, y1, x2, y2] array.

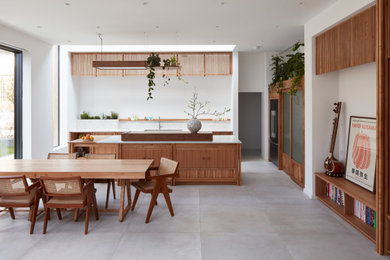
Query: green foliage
[[146, 53, 187, 100], [94, 116, 101, 119], [269, 42, 304, 95], [110, 111, 118, 119], [80, 111, 90, 119]]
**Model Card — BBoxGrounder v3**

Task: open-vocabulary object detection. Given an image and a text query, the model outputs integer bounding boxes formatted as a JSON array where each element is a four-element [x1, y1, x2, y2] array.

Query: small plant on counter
[[110, 112, 118, 119], [184, 89, 230, 119], [269, 42, 304, 95], [146, 53, 187, 100], [93, 116, 101, 119], [80, 111, 91, 119]]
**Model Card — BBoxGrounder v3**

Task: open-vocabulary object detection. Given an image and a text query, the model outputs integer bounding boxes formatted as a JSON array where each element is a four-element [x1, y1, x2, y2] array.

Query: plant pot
[[187, 118, 202, 133]]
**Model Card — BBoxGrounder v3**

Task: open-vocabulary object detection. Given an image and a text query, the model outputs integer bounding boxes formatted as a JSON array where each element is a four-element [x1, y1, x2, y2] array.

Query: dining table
[[0, 159, 153, 221]]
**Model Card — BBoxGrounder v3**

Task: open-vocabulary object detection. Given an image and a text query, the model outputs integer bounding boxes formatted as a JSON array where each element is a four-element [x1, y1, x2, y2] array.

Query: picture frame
[[345, 116, 376, 192]]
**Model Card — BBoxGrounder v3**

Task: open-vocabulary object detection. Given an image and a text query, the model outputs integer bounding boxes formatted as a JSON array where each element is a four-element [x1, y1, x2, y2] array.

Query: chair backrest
[[0, 175, 29, 196], [158, 157, 179, 176], [87, 153, 116, 160], [40, 176, 83, 197], [47, 153, 77, 160]]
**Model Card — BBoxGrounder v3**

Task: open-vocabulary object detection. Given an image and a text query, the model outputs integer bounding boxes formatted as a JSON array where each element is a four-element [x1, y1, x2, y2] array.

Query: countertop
[[69, 134, 241, 144]]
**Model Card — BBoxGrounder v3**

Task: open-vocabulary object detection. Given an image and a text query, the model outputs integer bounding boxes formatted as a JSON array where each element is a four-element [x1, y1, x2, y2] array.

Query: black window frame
[[0, 44, 23, 159]]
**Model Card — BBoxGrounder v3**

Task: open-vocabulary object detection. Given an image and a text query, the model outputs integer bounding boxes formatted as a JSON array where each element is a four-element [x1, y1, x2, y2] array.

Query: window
[[53, 46, 60, 147], [0, 44, 22, 159]]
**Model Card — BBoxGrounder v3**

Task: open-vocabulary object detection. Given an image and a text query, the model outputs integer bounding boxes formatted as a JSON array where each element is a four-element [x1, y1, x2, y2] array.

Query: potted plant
[[269, 42, 304, 95], [184, 89, 230, 133]]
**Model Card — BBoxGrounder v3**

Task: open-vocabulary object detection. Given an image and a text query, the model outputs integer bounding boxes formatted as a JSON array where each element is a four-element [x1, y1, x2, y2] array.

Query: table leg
[[118, 180, 126, 222]]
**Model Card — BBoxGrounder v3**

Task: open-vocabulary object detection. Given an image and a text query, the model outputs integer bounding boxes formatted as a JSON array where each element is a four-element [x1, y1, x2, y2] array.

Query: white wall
[[77, 76, 232, 120], [239, 52, 265, 92], [304, 0, 375, 198], [0, 24, 54, 159]]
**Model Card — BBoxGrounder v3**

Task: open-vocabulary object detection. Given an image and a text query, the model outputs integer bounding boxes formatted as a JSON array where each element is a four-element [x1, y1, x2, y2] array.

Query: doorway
[[239, 92, 262, 158], [0, 45, 22, 159]]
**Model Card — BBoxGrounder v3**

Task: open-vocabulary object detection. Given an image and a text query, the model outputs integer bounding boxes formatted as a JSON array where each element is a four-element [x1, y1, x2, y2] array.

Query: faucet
[[158, 116, 161, 130]]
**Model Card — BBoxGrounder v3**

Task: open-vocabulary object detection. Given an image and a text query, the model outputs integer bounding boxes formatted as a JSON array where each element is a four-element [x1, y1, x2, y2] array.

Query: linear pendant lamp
[[92, 60, 180, 70]]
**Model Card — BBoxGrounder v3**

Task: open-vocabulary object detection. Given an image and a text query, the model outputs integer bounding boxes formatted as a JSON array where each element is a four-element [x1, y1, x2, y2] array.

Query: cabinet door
[[121, 144, 172, 167], [91, 144, 119, 157], [96, 54, 123, 76], [175, 169, 237, 184], [205, 53, 231, 75], [178, 54, 204, 76], [123, 54, 149, 76], [71, 53, 97, 76], [174, 144, 237, 168]]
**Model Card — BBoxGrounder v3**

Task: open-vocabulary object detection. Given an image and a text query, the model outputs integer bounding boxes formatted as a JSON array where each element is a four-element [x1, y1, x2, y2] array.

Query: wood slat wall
[[71, 52, 232, 77], [316, 5, 376, 75]]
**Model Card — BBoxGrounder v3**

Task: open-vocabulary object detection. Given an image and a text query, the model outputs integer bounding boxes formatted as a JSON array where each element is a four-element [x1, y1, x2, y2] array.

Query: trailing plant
[[269, 42, 304, 95], [146, 53, 187, 100], [184, 89, 230, 119]]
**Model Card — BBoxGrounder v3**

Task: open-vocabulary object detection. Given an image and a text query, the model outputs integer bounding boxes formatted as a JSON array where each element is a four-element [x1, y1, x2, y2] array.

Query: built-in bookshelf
[[315, 172, 376, 242]]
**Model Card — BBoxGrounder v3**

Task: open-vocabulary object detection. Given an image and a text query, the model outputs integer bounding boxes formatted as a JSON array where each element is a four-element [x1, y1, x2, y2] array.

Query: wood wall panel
[[316, 5, 376, 75], [205, 54, 231, 75], [71, 54, 96, 76], [123, 54, 149, 76], [178, 54, 204, 76]]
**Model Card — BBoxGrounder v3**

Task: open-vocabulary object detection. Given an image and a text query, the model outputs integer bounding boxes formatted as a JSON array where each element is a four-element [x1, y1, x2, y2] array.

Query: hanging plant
[[146, 53, 187, 100], [269, 42, 304, 95]]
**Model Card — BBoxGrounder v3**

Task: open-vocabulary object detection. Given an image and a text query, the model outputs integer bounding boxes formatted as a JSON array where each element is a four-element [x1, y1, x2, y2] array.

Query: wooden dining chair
[[0, 175, 41, 234], [86, 153, 116, 208], [47, 153, 77, 159], [39, 176, 99, 235], [131, 157, 179, 223]]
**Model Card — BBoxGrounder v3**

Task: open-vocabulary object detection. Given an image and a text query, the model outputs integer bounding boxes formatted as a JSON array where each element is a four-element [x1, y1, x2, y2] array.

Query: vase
[[187, 118, 202, 133]]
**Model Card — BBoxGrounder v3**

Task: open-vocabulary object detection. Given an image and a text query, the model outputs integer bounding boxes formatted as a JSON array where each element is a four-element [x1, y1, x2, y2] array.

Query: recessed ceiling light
[[275, 25, 280, 28], [96, 26, 101, 29], [298, 1, 304, 5], [253, 45, 261, 50], [65, 2, 71, 6], [220, 1, 225, 5], [155, 26, 159, 29], [142, 2, 148, 5], [36, 25, 42, 29], [67, 40, 72, 43], [212, 40, 217, 43], [216, 25, 220, 29]]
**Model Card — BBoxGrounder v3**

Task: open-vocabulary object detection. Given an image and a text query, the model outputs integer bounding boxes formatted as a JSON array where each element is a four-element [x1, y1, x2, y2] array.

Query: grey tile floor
[[0, 152, 388, 260]]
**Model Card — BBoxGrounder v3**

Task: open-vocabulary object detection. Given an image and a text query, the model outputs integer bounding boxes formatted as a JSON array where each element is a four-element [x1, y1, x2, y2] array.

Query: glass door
[[0, 46, 22, 159]]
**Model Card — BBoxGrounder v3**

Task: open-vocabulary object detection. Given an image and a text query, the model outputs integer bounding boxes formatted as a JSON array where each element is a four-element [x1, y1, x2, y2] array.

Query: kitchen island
[[69, 133, 241, 185]]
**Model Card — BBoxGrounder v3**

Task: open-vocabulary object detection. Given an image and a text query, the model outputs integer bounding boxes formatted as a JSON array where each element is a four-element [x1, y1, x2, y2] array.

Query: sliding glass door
[[0, 46, 22, 159]]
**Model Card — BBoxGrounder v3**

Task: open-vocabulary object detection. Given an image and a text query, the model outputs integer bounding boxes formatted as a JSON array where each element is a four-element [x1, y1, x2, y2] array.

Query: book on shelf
[[326, 183, 344, 206], [354, 199, 376, 229]]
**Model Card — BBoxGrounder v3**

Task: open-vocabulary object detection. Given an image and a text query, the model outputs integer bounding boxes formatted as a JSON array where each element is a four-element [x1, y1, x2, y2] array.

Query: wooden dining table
[[0, 159, 153, 221]]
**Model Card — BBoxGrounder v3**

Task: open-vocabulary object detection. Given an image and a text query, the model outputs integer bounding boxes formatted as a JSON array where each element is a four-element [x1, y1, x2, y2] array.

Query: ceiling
[[0, 0, 336, 52]]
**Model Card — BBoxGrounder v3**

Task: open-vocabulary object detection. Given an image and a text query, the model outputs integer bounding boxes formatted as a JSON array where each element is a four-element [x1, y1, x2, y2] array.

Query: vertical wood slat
[[71, 53, 97, 76], [204, 53, 231, 75], [178, 54, 204, 76], [316, 5, 376, 75], [377, 0, 388, 254]]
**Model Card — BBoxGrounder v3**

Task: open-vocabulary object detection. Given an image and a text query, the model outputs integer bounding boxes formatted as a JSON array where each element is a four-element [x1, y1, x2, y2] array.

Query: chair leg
[[43, 207, 50, 234], [105, 180, 111, 209], [85, 201, 90, 235], [112, 180, 116, 199], [145, 189, 159, 224], [28, 205, 33, 221], [132, 189, 140, 211], [8, 208, 15, 219], [162, 185, 174, 217], [92, 193, 99, 220], [74, 209, 79, 222], [56, 208, 62, 220], [30, 196, 40, 235]]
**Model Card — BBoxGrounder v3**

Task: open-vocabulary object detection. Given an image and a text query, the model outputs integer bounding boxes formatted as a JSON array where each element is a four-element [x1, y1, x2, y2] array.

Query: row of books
[[354, 200, 376, 229], [326, 183, 345, 206]]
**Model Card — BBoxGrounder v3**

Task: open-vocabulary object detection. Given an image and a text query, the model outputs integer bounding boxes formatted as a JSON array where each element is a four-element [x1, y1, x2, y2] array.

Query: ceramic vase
[[187, 118, 202, 133]]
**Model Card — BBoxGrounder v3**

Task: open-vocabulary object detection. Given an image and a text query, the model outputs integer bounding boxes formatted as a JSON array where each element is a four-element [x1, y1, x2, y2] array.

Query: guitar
[[324, 102, 345, 177]]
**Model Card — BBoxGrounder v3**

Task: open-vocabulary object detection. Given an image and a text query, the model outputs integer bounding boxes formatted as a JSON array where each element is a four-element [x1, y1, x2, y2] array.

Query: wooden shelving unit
[[118, 118, 230, 122], [315, 172, 376, 243]]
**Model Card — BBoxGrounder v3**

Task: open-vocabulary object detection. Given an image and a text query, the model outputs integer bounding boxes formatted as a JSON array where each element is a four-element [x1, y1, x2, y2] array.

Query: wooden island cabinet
[[69, 134, 241, 185]]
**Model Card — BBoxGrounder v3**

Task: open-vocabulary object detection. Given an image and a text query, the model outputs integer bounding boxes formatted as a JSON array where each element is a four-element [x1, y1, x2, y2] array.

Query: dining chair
[[39, 176, 99, 235], [131, 157, 179, 223], [47, 153, 77, 159], [0, 175, 41, 234], [86, 153, 116, 208]]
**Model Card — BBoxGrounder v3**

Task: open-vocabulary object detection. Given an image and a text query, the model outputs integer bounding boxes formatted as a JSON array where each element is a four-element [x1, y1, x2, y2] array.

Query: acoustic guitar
[[324, 102, 345, 177]]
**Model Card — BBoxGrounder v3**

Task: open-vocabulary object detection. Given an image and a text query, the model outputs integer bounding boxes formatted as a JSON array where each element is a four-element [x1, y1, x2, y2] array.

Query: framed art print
[[345, 116, 376, 192]]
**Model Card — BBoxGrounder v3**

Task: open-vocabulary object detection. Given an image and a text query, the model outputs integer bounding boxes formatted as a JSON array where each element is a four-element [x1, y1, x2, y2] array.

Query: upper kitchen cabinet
[[123, 54, 149, 76], [205, 53, 232, 75], [178, 54, 204, 76], [96, 54, 123, 76], [71, 53, 97, 76]]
